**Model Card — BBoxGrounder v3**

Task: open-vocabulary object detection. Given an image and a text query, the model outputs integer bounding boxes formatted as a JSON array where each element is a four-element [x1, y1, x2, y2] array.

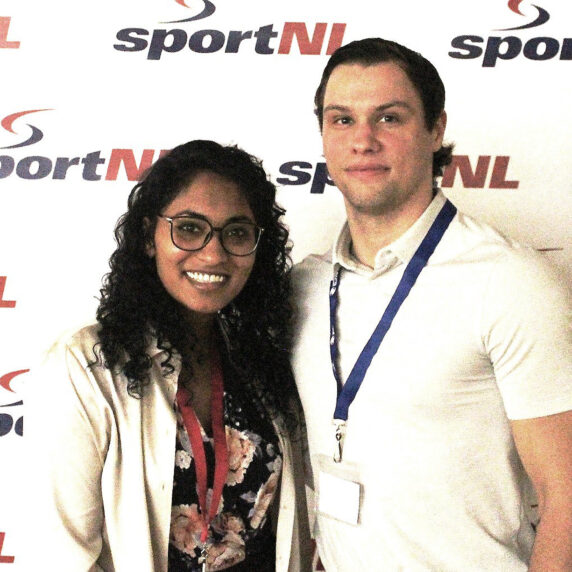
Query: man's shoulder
[[448, 209, 570, 305], [290, 252, 334, 313], [450, 210, 520, 249], [443, 209, 534, 265], [292, 252, 333, 283]]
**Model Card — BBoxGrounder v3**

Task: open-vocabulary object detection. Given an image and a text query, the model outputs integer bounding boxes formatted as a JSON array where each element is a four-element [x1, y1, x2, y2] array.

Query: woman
[[29, 141, 311, 571]]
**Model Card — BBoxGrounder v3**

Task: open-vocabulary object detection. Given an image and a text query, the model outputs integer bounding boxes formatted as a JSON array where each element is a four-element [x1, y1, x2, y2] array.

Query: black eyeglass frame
[[157, 215, 264, 257]]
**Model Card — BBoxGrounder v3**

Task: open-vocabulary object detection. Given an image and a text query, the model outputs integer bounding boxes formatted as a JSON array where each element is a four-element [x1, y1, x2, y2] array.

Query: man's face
[[322, 61, 446, 221]]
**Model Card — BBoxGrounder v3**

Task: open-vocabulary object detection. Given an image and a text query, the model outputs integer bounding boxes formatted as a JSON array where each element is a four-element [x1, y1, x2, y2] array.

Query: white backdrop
[[1, 0, 571, 566]]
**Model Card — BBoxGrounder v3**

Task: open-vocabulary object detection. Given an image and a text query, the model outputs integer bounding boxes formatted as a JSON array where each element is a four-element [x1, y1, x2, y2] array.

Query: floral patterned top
[[168, 380, 283, 572]]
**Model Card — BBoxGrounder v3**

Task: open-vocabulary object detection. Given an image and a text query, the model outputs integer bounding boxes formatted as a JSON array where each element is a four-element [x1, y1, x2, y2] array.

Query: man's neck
[[346, 191, 435, 268]]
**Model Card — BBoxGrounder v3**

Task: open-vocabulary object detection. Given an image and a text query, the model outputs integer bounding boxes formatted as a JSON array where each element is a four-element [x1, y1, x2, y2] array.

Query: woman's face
[[148, 170, 257, 321]]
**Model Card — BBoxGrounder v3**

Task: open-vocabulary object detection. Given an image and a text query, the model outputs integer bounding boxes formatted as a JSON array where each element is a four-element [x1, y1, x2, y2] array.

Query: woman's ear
[[143, 217, 156, 257]]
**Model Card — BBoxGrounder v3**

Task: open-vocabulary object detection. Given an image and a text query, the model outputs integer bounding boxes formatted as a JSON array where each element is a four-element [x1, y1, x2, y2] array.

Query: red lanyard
[[176, 350, 229, 544]]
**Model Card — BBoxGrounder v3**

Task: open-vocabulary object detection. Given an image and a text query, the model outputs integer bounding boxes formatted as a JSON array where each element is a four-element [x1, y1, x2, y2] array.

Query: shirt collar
[[333, 190, 448, 278]]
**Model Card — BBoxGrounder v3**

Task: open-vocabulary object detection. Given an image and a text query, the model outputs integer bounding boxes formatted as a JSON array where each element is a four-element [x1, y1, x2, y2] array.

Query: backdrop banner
[[1, 0, 571, 568]]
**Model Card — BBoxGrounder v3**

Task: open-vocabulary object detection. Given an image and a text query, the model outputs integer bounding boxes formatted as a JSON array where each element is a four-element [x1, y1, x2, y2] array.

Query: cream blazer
[[25, 324, 311, 571]]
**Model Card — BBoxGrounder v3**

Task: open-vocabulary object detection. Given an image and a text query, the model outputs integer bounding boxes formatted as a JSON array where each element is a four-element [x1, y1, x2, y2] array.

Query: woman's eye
[[225, 226, 251, 242], [177, 222, 202, 234]]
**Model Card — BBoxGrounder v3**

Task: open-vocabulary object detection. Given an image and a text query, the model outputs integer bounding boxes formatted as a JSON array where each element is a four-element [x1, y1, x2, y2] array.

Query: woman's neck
[[178, 313, 219, 431], [178, 311, 217, 365]]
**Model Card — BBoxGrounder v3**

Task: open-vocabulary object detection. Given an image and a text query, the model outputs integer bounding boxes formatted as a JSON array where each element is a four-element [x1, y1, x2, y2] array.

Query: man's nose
[[352, 121, 382, 153]]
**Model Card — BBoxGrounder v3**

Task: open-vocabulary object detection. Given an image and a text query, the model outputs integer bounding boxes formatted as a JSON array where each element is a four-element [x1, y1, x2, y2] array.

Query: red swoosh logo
[[164, 0, 216, 24], [1, 109, 51, 134], [0, 369, 29, 392], [508, 0, 524, 15]]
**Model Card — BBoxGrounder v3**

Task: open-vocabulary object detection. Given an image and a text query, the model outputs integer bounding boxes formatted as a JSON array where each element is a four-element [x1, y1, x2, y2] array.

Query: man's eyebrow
[[323, 100, 414, 114], [323, 104, 351, 114]]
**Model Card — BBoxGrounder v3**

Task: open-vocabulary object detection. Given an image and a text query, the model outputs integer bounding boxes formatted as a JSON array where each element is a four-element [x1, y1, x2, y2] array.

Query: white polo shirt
[[291, 191, 572, 571]]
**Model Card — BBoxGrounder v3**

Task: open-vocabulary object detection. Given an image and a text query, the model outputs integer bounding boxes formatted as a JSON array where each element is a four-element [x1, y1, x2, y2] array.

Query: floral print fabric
[[168, 388, 282, 571]]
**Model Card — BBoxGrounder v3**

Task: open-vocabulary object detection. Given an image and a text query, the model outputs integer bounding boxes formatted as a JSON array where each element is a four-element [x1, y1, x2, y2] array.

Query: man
[[291, 37, 572, 571]]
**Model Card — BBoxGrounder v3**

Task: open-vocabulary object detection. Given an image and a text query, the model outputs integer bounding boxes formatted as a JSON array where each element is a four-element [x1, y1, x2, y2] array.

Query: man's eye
[[379, 114, 398, 123], [334, 116, 353, 125]]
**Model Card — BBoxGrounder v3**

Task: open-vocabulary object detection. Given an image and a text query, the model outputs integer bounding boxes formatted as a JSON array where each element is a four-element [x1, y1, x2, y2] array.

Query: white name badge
[[315, 454, 362, 526]]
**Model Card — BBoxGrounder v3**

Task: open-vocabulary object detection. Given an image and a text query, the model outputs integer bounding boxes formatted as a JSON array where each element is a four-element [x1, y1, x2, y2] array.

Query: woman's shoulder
[[69, 322, 102, 346], [28, 324, 109, 415], [44, 322, 102, 362]]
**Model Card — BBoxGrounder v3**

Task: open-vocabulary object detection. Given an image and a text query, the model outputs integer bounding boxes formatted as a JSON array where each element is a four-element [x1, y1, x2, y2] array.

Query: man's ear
[[143, 217, 156, 257], [432, 110, 447, 152]]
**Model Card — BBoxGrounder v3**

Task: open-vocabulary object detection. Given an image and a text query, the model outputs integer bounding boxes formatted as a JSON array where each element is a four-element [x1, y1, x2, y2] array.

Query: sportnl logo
[[277, 154, 520, 194], [449, 1, 571, 66], [114, 0, 346, 60], [0, 109, 170, 181], [0, 17, 20, 49], [0, 369, 27, 438], [0, 109, 51, 150]]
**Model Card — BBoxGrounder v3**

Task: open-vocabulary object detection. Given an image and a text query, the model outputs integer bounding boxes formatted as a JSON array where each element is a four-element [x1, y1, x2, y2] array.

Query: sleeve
[[482, 249, 572, 419], [266, 358, 313, 572], [25, 338, 110, 571], [281, 397, 314, 572]]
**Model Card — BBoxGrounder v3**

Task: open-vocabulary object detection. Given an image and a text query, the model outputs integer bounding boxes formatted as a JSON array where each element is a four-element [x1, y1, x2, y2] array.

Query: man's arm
[[511, 409, 572, 571]]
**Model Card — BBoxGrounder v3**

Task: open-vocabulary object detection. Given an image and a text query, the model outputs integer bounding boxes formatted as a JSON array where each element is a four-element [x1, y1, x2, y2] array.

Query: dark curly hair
[[314, 37, 454, 180], [96, 140, 294, 411]]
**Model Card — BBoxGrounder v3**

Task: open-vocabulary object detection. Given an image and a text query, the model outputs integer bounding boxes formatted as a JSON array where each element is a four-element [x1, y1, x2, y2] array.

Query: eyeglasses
[[158, 215, 264, 256]]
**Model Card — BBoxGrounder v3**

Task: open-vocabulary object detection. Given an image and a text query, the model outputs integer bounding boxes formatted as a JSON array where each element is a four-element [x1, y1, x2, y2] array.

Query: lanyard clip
[[199, 545, 208, 572], [333, 419, 346, 463]]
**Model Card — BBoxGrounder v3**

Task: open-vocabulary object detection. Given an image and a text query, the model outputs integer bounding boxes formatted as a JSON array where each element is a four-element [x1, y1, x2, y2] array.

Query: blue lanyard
[[329, 200, 457, 425]]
